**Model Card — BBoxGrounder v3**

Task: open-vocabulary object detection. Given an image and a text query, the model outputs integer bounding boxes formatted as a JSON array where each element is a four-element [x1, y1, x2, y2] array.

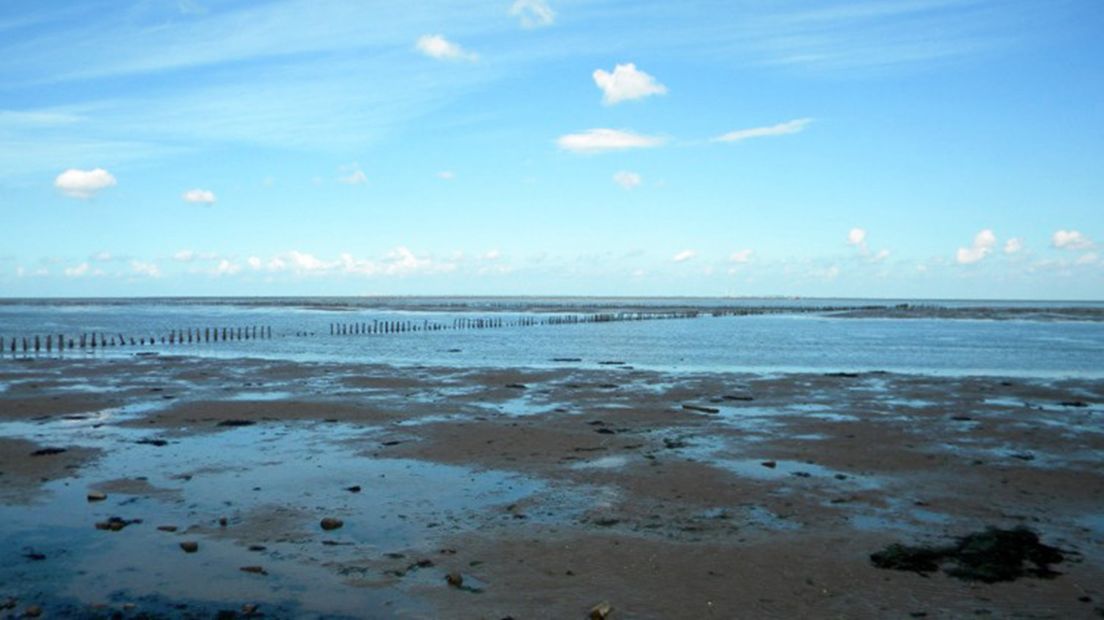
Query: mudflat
[[1, 355, 1102, 618]]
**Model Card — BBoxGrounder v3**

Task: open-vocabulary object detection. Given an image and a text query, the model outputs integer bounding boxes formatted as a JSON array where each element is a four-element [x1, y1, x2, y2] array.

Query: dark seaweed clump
[[870, 527, 1065, 583]]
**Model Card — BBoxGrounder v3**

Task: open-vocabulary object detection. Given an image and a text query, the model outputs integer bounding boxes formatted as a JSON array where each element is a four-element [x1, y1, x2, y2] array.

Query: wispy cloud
[[557, 129, 664, 154], [510, 0, 555, 29], [730, 249, 754, 264], [612, 170, 642, 189], [593, 63, 667, 105], [1052, 229, 1094, 250], [672, 249, 697, 263], [182, 188, 216, 204], [338, 165, 368, 185], [713, 118, 812, 143]]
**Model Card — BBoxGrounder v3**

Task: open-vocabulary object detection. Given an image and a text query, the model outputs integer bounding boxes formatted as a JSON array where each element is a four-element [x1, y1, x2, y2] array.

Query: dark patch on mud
[[871, 527, 1065, 583]]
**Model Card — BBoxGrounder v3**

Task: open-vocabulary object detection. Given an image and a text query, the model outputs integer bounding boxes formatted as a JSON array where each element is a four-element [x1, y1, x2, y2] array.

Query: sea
[[0, 297, 1102, 378]]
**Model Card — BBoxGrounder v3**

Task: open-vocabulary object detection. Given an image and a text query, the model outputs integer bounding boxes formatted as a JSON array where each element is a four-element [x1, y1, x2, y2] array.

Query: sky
[[1, 0, 1102, 299]]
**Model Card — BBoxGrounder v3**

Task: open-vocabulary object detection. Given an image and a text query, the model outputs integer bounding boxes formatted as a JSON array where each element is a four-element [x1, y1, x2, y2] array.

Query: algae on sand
[[870, 526, 1065, 583]]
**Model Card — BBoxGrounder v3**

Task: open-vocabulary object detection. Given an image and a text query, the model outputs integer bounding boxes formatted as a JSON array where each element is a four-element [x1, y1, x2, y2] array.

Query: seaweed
[[870, 527, 1065, 583]]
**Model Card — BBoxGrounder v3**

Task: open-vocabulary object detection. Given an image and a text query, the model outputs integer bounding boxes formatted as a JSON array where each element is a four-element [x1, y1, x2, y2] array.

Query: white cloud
[[672, 249, 697, 263], [1052, 229, 1094, 250], [182, 188, 216, 204], [287, 250, 331, 272], [510, 0, 555, 28], [730, 249, 754, 263], [247, 256, 262, 270], [556, 128, 664, 154], [436, 170, 456, 180], [592, 63, 667, 105], [955, 229, 997, 265], [338, 166, 367, 185], [713, 118, 812, 143], [870, 248, 891, 263], [130, 260, 160, 278], [847, 228, 866, 246], [1076, 252, 1098, 265], [64, 262, 90, 277], [482, 249, 502, 261], [612, 170, 642, 190], [415, 34, 478, 62], [92, 251, 113, 262], [54, 168, 116, 199], [1004, 237, 1023, 254], [174, 250, 196, 262], [214, 259, 241, 276]]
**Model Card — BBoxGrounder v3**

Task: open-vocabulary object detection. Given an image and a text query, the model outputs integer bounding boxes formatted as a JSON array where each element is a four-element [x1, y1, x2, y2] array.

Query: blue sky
[[1, 0, 1101, 299]]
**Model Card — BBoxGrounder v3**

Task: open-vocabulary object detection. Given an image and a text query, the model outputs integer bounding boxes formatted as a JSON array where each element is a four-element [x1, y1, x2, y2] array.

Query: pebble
[[445, 572, 464, 588], [345, 485, 361, 493], [589, 601, 613, 619], [180, 541, 199, 553], [761, 461, 777, 469], [320, 517, 344, 531], [157, 525, 178, 532], [25, 605, 43, 618], [240, 566, 267, 575], [87, 491, 107, 502]]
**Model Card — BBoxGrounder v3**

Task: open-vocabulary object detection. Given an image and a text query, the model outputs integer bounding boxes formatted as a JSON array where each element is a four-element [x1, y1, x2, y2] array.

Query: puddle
[[492, 395, 554, 417], [569, 455, 631, 470], [224, 390, 297, 401], [710, 458, 881, 490]]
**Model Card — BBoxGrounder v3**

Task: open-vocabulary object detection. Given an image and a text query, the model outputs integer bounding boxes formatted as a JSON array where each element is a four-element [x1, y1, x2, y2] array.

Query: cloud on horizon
[[956, 229, 997, 265]]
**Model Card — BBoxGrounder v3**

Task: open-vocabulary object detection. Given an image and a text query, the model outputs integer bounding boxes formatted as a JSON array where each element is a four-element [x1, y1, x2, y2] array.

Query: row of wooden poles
[[1, 326, 272, 354], [3, 310, 709, 355], [329, 310, 701, 336]]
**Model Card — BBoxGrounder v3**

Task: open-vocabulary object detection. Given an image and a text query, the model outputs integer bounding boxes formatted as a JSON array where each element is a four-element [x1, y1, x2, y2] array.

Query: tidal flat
[[1, 355, 1102, 618]]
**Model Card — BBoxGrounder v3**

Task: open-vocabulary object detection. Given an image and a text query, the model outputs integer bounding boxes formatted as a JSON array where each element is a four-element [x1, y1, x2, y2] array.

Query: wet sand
[[1, 355, 1102, 618]]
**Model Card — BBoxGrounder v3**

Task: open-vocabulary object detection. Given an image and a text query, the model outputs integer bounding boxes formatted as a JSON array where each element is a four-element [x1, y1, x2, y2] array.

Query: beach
[[2, 349, 1102, 618]]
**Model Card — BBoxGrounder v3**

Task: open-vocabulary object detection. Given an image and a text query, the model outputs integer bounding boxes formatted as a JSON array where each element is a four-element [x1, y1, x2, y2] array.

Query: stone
[[761, 461, 777, 469], [240, 566, 267, 575], [180, 541, 199, 553], [25, 605, 42, 617], [445, 572, 464, 588], [157, 525, 178, 532], [95, 517, 139, 531], [345, 485, 361, 493], [87, 491, 107, 502], [320, 517, 344, 531], [681, 404, 720, 414], [589, 601, 613, 619]]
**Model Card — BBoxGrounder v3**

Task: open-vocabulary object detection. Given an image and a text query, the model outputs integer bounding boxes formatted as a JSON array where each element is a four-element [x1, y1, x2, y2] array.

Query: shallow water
[[0, 420, 581, 616], [0, 298, 1102, 377]]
